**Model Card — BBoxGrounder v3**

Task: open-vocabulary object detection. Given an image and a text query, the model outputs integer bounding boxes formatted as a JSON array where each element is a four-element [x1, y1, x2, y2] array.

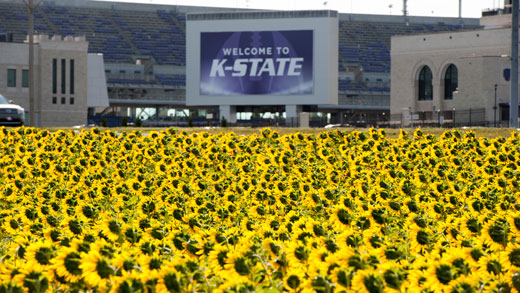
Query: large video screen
[[200, 30, 313, 96], [186, 12, 338, 106]]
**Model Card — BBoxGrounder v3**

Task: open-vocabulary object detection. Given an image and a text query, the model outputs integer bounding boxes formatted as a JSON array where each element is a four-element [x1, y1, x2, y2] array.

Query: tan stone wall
[[391, 27, 514, 124], [0, 43, 31, 110], [0, 36, 88, 127], [38, 36, 88, 127]]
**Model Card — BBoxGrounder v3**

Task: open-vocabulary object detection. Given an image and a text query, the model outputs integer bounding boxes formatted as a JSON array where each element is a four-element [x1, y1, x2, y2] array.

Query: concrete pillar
[[286, 105, 302, 127], [219, 105, 236, 124], [330, 112, 339, 124], [433, 79, 442, 112], [118, 107, 128, 117], [130, 107, 136, 118]]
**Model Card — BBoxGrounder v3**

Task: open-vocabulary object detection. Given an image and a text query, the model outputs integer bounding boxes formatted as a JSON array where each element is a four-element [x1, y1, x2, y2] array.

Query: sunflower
[[112, 251, 138, 273], [110, 271, 145, 293], [477, 254, 505, 279], [220, 250, 254, 288], [351, 269, 385, 293], [2, 215, 23, 235], [137, 254, 164, 281], [283, 266, 306, 291], [307, 245, 330, 276], [0, 259, 26, 286], [24, 241, 56, 271], [500, 243, 520, 271], [423, 262, 456, 292], [409, 227, 434, 254], [79, 249, 115, 290], [97, 219, 123, 242], [155, 257, 192, 293], [53, 245, 83, 283], [208, 243, 229, 272], [449, 273, 481, 293], [20, 269, 50, 293]]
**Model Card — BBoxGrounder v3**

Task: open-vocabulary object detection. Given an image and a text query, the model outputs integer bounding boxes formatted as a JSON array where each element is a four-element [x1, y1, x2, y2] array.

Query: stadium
[[0, 0, 481, 127], [4, 2, 520, 292]]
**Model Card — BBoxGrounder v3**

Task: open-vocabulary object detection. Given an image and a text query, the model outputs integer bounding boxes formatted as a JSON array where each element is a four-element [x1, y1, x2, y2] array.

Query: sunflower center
[[108, 220, 121, 235], [452, 258, 470, 276], [149, 258, 162, 270], [119, 279, 144, 293], [68, 220, 82, 235], [470, 248, 483, 261], [488, 222, 509, 246], [363, 274, 384, 293], [35, 247, 53, 265], [512, 272, 520, 291], [416, 230, 430, 245], [383, 268, 405, 290], [286, 275, 300, 289], [123, 259, 136, 271], [163, 273, 181, 292], [348, 254, 365, 271], [234, 257, 251, 276], [9, 219, 19, 229], [452, 282, 475, 293], [217, 251, 227, 268], [435, 264, 453, 284], [64, 252, 82, 275], [486, 260, 502, 275], [96, 259, 114, 279], [294, 246, 308, 261], [23, 272, 49, 293], [509, 249, 520, 267]]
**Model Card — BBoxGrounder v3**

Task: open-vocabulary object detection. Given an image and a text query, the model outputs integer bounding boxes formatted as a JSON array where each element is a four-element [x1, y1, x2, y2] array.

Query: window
[[61, 97, 66, 104], [70, 97, 74, 105], [22, 69, 29, 88], [444, 64, 458, 100], [61, 59, 66, 94], [52, 59, 57, 94], [7, 69, 16, 87], [418, 66, 433, 101], [52, 97, 57, 104], [70, 60, 75, 95]]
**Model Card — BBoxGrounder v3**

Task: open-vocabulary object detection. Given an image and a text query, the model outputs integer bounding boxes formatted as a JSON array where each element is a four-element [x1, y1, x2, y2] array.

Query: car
[[0, 94, 24, 126]]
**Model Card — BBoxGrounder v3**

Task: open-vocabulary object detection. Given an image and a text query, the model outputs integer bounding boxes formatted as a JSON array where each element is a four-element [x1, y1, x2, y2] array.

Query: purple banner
[[200, 30, 313, 96]]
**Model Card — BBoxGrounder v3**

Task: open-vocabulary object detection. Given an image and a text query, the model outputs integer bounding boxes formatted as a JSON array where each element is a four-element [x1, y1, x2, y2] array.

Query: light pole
[[22, 0, 44, 127], [452, 107, 456, 127], [494, 84, 498, 127], [511, 0, 519, 128]]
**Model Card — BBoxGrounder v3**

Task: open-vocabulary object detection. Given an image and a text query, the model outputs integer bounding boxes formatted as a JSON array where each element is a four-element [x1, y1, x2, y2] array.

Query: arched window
[[444, 64, 458, 100], [418, 66, 433, 101]]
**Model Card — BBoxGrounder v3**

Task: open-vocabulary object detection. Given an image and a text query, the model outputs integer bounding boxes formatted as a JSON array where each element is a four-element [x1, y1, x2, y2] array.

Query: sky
[[98, 0, 503, 18]]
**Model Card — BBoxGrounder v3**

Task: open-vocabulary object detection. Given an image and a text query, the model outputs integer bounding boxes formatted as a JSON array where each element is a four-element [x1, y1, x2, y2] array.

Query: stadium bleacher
[[0, 1, 477, 94]]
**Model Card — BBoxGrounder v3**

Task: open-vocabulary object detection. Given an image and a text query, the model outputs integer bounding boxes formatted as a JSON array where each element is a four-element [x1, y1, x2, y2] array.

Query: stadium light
[[22, 0, 44, 127], [403, 0, 409, 25], [494, 84, 498, 128], [511, 0, 519, 128]]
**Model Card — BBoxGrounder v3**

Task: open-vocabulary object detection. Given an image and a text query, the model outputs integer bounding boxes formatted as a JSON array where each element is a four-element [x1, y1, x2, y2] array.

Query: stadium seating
[[0, 1, 477, 94], [337, 20, 468, 75], [156, 74, 186, 87]]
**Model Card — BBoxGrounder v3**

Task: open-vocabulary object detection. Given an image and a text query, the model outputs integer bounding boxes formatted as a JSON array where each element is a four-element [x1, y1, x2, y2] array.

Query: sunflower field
[[0, 127, 520, 292]]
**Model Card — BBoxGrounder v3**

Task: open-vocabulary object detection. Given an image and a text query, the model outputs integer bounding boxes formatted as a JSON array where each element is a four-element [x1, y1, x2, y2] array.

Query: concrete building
[[0, 35, 107, 127], [391, 7, 518, 127], [0, 0, 480, 127]]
